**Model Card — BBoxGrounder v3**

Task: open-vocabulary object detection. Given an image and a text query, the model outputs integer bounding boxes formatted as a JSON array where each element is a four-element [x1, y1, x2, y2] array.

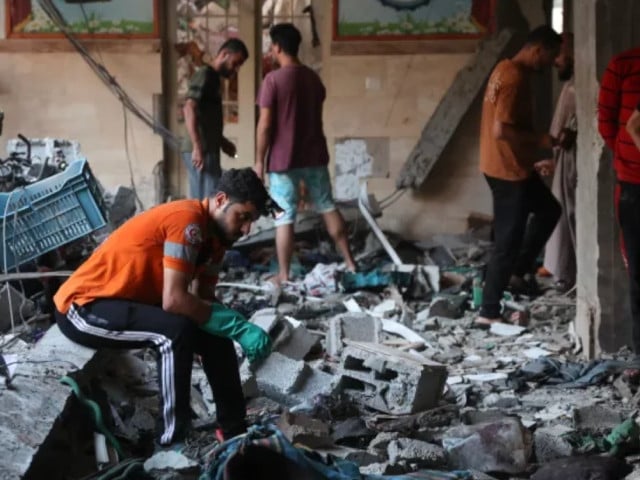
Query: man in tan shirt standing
[[477, 26, 564, 326]]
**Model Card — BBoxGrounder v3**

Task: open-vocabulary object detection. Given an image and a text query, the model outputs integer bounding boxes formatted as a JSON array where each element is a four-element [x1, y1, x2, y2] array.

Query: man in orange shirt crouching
[[53, 168, 276, 447]]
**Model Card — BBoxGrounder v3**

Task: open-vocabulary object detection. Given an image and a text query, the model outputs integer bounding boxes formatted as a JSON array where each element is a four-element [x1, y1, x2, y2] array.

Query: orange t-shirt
[[479, 59, 535, 181], [54, 199, 225, 314]]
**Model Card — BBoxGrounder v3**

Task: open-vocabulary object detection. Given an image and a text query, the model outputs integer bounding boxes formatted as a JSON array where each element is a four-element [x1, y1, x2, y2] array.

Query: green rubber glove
[[201, 304, 272, 363]]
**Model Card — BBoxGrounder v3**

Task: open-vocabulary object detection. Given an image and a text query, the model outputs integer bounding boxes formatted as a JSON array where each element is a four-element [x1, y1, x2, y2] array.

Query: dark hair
[[525, 25, 562, 51], [269, 23, 301, 57], [217, 168, 269, 215], [219, 38, 249, 60]]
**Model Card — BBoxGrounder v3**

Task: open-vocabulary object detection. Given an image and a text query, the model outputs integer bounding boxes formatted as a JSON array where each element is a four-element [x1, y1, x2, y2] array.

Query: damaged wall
[[0, 6, 162, 210], [318, 0, 549, 240]]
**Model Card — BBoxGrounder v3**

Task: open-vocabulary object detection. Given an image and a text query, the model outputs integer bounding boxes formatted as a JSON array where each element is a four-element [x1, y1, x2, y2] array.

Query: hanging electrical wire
[[37, 0, 179, 151], [379, 188, 407, 209]]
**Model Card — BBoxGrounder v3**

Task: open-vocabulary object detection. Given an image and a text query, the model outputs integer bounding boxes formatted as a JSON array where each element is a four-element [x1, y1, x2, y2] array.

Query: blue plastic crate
[[0, 158, 107, 271]]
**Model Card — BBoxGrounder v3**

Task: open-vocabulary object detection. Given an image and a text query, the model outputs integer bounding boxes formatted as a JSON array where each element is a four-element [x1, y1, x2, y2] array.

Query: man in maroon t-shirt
[[254, 23, 356, 283]]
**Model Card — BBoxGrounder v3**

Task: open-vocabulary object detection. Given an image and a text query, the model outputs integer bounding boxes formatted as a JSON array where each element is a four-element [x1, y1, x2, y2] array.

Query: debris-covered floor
[[2, 214, 640, 480]]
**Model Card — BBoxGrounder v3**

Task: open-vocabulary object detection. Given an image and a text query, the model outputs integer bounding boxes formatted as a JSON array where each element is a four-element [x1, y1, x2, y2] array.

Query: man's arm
[[493, 121, 556, 151], [255, 106, 273, 181], [626, 107, 640, 152], [598, 57, 622, 151], [163, 267, 212, 325], [183, 99, 203, 170]]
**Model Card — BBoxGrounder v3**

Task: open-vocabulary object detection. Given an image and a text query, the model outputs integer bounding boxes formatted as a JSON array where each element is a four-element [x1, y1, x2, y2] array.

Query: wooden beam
[[331, 39, 480, 56], [0, 39, 161, 54], [395, 29, 518, 190]]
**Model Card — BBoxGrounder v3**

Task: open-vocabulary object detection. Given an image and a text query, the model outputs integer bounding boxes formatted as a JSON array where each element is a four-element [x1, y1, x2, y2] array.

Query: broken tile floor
[[1, 230, 639, 480]]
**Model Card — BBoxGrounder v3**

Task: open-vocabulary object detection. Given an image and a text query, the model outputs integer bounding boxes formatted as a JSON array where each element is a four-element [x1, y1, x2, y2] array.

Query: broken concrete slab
[[396, 29, 517, 190], [326, 313, 382, 357], [443, 417, 532, 474], [277, 410, 332, 448], [338, 341, 447, 414], [255, 353, 337, 407], [276, 316, 319, 361], [0, 325, 97, 480], [368, 431, 400, 455], [573, 404, 626, 431], [255, 352, 310, 402], [387, 438, 447, 468], [534, 425, 575, 463]]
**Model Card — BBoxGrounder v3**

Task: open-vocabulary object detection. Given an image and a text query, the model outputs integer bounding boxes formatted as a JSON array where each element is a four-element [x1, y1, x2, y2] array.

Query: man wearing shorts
[[254, 23, 356, 283]]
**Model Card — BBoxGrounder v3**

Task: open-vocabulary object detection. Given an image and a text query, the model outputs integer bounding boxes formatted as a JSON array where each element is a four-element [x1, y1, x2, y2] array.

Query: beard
[[218, 65, 233, 79], [558, 63, 574, 82]]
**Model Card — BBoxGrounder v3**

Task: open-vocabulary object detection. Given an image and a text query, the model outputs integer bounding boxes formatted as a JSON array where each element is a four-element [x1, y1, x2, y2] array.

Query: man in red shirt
[[54, 168, 275, 447], [599, 47, 640, 355]]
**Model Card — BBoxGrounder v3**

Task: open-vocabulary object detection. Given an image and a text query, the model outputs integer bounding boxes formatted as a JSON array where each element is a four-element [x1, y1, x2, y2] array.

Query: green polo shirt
[[181, 65, 223, 155]]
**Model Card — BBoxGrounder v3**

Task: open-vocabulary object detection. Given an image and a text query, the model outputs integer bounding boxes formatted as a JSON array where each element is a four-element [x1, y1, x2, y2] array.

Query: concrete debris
[[276, 316, 320, 360], [277, 410, 332, 448], [573, 404, 626, 431], [489, 321, 526, 336], [387, 438, 447, 468], [5, 202, 640, 480], [339, 341, 447, 414], [255, 352, 337, 407], [443, 417, 533, 474], [534, 424, 575, 463], [143, 450, 199, 474], [326, 313, 381, 357]]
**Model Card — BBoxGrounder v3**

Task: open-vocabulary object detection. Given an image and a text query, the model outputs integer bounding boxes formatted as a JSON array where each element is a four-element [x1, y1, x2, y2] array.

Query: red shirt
[[598, 47, 640, 183]]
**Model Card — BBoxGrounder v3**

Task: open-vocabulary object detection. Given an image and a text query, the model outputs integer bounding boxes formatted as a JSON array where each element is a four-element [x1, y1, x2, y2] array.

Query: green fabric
[[181, 65, 223, 155], [202, 304, 272, 363]]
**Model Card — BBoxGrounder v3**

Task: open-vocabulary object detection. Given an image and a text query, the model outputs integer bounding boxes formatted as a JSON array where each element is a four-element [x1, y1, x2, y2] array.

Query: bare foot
[[473, 316, 502, 328]]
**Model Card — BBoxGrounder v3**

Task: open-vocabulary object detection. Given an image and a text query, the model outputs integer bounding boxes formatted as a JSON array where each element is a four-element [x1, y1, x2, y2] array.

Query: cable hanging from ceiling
[[37, 0, 179, 151]]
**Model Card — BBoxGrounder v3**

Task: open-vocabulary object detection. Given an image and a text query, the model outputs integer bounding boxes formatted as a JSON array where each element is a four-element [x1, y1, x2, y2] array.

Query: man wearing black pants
[[481, 174, 561, 321], [54, 168, 275, 446], [619, 101, 640, 355], [477, 26, 565, 326]]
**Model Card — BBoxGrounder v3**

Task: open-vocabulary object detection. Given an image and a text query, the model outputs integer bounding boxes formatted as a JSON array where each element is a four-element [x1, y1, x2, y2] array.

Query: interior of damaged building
[[4, 0, 640, 478]]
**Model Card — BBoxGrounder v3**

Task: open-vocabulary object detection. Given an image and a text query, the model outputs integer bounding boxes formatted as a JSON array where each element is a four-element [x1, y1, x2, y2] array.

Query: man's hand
[[534, 159, 555, 177], [557, 127, 577, 150], [192, 147, 204, 171], [538, 133, 557, 150], [221, 138, 237, 158], [200, 304, 272, 363], [253, 161, 264, 182]]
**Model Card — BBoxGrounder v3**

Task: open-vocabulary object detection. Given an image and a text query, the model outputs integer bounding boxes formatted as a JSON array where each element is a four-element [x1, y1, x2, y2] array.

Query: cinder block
[[276, 317, 319, 360], [338, 341, 447, 414], [249, 308, 292, 348], [326, 313, 381, 357], [255, 352, 310, 404]]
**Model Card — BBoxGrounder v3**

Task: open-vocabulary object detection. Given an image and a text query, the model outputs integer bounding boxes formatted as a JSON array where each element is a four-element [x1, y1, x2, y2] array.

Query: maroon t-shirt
[[257, 64, 329, 172]]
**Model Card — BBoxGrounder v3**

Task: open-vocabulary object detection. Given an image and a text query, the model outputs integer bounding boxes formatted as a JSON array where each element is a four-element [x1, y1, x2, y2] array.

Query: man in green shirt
[[182, 39, 248, 199]]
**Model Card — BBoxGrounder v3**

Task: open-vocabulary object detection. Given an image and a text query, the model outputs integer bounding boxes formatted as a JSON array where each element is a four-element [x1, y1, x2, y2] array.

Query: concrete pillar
[[574, 0, 640, 356]]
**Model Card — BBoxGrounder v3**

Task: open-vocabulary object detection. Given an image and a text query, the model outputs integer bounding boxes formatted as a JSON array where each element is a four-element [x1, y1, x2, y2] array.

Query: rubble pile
[[3, 226, 640, 480]]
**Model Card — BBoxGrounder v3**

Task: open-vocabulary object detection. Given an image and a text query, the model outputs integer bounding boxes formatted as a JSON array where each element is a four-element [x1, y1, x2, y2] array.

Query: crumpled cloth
[[508, 357, 640, 390], [200, 424, 473, 480]]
